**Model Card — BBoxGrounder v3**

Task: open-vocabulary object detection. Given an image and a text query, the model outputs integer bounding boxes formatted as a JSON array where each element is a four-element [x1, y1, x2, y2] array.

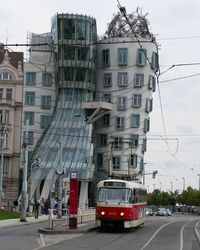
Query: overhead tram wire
[[116, 1, 182, 159]]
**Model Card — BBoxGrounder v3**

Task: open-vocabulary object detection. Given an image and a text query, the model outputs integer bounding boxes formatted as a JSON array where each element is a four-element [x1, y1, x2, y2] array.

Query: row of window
[[102, 94, 153, 112], [0, 110, 10, 124], [97, 153, 143, 169], [98, 114, 150, 132], [102, 48, 159, 71], [26, 72, 53, 86], [103, 73, 156, 90], [24, 112, 51, 128], [99, 135, 147, 152], [0, 88, 12, 101], [25, 92, 52, 109], [0, 72, 13, 80]]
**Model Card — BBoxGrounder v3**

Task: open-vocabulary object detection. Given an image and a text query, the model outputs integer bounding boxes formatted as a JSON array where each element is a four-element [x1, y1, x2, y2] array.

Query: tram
[[96, 179, 147, 230]]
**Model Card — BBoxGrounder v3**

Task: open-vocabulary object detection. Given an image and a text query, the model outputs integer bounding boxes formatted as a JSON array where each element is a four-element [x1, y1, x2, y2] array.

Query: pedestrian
[[34, 200, 40, 219], [44, 199, 49, 215], [13, 199, 19, 211]]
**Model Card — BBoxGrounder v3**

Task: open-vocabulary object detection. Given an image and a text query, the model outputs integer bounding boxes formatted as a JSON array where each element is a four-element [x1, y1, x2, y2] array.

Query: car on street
[[166, 208, 172, 216], [156, 207, 167, 216], [146, 207, 154, 216]]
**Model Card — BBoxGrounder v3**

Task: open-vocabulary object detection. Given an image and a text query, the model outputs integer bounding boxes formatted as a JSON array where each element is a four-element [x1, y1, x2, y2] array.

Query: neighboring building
[[21, 33, 56, 200], [0, 48, 23, 209], [23, 9, 159, 209]]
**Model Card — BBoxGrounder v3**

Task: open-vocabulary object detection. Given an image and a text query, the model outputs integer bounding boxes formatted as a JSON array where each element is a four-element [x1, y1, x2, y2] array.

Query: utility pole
[[182, 177, 185, 192], [57, 128, 64, 218], [197, 174, 200, 190], [20, 120, 29, 222], [0, 129, 6, 208], [170, 181, 173, 192]]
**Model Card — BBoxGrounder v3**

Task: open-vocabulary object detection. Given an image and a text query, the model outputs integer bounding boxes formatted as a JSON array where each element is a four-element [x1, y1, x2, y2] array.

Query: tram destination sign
[[104, 181, 126, 187]]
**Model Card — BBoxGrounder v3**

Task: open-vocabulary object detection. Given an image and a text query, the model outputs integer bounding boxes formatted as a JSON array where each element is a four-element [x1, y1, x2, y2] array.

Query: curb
[[194, 221, 200, 244], [38, 226, 96, 234]]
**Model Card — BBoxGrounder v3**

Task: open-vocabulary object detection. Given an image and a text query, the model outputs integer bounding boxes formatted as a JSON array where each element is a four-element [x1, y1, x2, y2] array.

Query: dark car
[[156, 207, 167, 216]]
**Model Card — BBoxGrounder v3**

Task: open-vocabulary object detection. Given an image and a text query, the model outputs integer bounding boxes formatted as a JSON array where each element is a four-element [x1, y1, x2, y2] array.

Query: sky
[[1, 0, 200, 193]]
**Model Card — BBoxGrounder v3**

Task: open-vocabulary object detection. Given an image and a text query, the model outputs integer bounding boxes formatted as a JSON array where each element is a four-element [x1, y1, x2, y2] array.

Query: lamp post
[[20, 120, 29, 222], [182, 177, 185, 192], [0, 130, 6, 208], [197, 174, 200, 190], [170, 181, 173, 192]]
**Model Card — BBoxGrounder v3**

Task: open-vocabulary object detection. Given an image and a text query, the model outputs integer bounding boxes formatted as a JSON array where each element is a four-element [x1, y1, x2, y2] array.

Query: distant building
[[0, 48, 23, 209]]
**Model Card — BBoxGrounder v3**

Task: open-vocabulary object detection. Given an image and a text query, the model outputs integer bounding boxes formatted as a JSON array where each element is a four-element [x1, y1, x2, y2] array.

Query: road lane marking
[[180, 223, 187, 250], [141, 220, 176, 250]]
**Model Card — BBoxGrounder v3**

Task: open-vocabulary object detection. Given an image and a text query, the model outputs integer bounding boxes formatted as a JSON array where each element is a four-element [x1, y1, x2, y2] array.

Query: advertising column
[[69, 171, 78, 229]]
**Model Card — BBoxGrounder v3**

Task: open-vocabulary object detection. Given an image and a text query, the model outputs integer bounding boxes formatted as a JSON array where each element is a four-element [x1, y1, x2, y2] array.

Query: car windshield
[[97, 187, 131, 204], [158, 208, 166, 211]]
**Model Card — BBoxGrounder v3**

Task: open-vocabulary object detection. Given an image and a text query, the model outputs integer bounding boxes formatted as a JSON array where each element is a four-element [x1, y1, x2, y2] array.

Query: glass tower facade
[[29, 14, 97, 199]]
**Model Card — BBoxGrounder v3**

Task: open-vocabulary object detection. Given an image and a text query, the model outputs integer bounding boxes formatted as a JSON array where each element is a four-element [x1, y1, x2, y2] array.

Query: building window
[[130, 134, 139, 147], [97, 153, 103, 169], [130, 114, 140, 128], [63, 47, 75, 60], [142, 138, 147, 153], [114, 137, 123, 150], [102, 93, 112, 103], [136, 48, 147, 66], [24, 131, 34, 145], [134, 73, 144, 87], [145, 98, 153, 113], [151, 52, 159, 72], [41, 96, 51, 109], [0, 110, 9, 124], [3, 157, 9, 174], [78, 47, 89, 61], [148, 76, 156, 91], [24, 111, 34, 125], [25, 92, 35, 106], [102, 114, 110, 127], [102, 49, 110, 66], [100, 134, 107, 147], [130, 154, 138, 168], [42, 72, 53, 86], [6, 89, 12, 101], [26, 72, 36, 86], [117, 96, 127, 110], [0, 132, 8, 149], [0, 89, 3, 101], [132, 94, 142, 108], [116, 116, 125, 130], [0, 72, 12, 80], [40, 115, 51, 129], [112, 156, 121, 170], [118, 48, 128, 65], [103, 73, 112, 87], [118, 72, 128, 87], [144, 118, 150, 133]]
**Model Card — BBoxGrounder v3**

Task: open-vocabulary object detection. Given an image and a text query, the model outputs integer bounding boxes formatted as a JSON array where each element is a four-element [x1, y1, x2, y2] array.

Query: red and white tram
[[96, 179, 147, 230]]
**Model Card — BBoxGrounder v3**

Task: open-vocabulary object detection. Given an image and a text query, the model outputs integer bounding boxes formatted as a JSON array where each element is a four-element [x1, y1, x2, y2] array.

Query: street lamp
[[170, 181, 173, 192], [182, 177, 185, 191], [197, 174, 200, 190], [0, 129, 7, 208]]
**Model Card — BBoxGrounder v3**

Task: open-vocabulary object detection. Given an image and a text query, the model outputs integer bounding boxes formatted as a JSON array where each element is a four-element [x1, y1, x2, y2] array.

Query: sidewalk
[[0, 214, 48, 229], [0, 213, 97, 234]]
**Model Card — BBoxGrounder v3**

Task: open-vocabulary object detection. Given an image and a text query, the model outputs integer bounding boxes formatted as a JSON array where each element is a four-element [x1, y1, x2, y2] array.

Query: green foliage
[[0, 210, 20, 220], [147, 187, 200, 207]]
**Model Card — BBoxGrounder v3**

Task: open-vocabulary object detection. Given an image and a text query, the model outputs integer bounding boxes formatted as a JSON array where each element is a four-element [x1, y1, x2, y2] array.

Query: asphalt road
[[0, 214, 199, 250]]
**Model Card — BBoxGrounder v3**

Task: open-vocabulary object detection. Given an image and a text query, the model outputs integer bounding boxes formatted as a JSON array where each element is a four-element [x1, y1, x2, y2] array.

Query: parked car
[[156, 207, 167, 216], [166, 208, 172, 216], [146, 207, 154, 216]]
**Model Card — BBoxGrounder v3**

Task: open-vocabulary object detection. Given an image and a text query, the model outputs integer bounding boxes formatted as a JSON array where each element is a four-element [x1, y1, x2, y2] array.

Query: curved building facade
[[28, 14, 97, 207]]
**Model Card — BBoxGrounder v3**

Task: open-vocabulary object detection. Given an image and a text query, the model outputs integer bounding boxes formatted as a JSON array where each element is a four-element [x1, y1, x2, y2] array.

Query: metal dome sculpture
[[106, 7, 154, 39]]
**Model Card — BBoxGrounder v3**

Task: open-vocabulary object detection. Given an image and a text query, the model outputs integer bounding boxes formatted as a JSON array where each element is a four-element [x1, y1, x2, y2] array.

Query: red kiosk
[[69, 171, 78, 229]]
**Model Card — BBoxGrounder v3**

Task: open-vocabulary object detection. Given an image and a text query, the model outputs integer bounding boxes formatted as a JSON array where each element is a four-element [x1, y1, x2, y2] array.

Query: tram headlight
[[120, 212, 124, 216], [101, 211, 105, 216]]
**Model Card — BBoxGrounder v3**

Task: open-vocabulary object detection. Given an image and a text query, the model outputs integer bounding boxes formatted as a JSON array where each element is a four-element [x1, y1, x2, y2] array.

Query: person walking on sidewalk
[[34, 200, 40, 219]]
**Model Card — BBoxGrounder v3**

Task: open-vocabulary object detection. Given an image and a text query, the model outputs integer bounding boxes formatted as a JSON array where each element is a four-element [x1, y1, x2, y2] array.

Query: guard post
[[69, 171, 78, 229]]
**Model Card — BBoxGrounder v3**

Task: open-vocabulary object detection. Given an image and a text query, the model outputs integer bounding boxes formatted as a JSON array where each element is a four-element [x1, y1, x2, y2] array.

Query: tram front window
[[97, 188, 131, 204]]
